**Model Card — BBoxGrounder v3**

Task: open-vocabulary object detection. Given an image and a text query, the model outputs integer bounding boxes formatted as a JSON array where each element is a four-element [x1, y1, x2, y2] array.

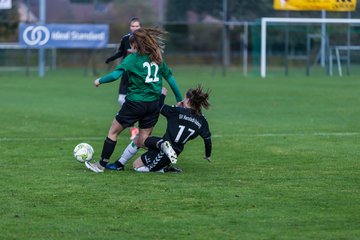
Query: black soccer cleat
[[163, 164, 182, 173]]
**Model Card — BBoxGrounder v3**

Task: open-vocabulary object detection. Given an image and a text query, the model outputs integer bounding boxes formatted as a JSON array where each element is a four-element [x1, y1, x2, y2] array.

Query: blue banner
[[19, 23, 108, 48]]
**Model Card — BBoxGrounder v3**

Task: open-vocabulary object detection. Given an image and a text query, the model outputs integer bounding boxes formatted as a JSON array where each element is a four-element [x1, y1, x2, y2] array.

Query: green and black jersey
[[99, 53, 182, 103], [116, 53, 172, 102]]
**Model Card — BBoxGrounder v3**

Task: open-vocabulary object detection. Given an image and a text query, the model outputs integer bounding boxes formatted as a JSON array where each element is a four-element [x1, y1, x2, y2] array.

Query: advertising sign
[[274, 0, 357, 11], [0, 0, 11, 9], [19, 23, 109, 48]]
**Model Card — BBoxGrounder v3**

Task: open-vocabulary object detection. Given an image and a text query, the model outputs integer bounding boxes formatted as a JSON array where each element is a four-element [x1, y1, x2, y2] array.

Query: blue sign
[[19, 23, 108, 48]]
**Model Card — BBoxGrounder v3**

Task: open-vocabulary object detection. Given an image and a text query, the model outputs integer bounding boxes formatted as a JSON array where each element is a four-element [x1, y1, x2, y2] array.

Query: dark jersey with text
[[106, 33, 131, 63], [105, 33, 131, 94], [160, 104, 212, 157]]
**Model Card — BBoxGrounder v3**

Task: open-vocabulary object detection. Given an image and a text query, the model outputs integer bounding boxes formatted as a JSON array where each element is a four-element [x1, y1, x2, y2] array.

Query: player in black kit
[[132, 85, 212, 173]]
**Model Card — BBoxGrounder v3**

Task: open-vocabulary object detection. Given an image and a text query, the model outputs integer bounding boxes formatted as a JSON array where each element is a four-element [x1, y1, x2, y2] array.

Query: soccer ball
[[73, 143, 94, 163]]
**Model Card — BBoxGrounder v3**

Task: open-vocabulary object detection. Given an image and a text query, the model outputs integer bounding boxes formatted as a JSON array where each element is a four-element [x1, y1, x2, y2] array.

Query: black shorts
[[141, 149, 171, 172], [115, 100, 160, 129]]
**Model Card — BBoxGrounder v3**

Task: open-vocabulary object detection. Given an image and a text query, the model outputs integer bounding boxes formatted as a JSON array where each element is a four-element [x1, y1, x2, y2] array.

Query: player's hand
[[94, 78, 101, 87], [204, 156, 211, 162], [177, 101, 184, 107], [161, 87, 167, 95]]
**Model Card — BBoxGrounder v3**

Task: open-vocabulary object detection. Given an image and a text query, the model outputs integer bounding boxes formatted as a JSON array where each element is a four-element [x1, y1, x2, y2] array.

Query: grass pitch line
[[213, 132, 360, 138], [1, 132, 359, 142], [0, 137, 104, 142]]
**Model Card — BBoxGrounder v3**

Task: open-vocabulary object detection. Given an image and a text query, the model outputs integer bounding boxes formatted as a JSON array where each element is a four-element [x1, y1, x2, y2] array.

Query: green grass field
[[1, 66, 359, 239]]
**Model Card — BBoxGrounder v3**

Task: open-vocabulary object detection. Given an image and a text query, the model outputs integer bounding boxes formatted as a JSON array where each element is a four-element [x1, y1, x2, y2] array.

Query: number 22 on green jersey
[[143, 62, 159, 83]]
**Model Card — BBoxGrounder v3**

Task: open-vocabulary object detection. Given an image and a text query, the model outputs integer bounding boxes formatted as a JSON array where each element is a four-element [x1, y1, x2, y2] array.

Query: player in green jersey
[[85, 28, 183, 173], [105, 17, 141, 106], [105, 17, 142, 140]]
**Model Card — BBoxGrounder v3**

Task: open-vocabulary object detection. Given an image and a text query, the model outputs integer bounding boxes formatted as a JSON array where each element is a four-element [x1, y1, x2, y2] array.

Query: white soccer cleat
[[161, 141, 177, 164], [85, 161, 105, 173]]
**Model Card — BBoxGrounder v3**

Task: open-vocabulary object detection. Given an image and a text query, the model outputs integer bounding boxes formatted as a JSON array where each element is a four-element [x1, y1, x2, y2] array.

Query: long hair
[[129, 28, 166, 65], [186, 85, 211, 115]]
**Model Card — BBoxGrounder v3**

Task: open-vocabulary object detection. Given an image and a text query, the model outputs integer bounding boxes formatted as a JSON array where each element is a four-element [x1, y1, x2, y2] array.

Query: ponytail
[[186, 85, 211, 115]]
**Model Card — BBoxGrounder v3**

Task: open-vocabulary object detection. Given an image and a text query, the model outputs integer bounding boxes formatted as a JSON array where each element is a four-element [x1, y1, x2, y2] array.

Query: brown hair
[[186, 85, 211, 115], [129, 28, 166, 65]]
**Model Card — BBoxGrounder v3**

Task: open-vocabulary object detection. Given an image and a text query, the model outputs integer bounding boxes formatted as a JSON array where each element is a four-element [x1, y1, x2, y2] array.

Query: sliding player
[[133, 85, 212, 173]]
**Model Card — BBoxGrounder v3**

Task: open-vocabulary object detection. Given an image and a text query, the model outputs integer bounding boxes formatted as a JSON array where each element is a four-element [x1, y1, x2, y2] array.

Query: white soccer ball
[[73, 143, 94, 163]]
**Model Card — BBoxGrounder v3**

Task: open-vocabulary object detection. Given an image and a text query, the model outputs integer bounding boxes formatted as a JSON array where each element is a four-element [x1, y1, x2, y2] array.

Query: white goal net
[[260, 17, 360, 78]]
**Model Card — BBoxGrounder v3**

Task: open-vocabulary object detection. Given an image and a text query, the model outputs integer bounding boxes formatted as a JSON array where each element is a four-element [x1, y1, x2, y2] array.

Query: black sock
[[144, 136, 163, 150], [100, 137, 117, 167], [115, 161, 124, 168]]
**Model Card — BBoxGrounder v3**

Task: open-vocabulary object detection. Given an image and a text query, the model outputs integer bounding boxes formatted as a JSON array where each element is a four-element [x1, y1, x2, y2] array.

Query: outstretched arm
[[203, 137, 212, 162], [105, 37, 126, 64], [94, 69, 124, 87], [105, 52, 122, 64], [166, 76, 183, 103], [159, 87, 168, 108]]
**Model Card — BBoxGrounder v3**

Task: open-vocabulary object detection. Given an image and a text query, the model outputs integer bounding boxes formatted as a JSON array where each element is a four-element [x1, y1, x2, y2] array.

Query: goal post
[[260, 17, 360, 78]]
